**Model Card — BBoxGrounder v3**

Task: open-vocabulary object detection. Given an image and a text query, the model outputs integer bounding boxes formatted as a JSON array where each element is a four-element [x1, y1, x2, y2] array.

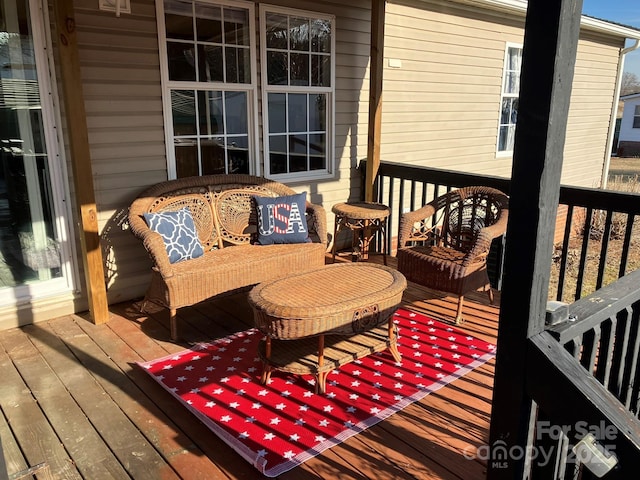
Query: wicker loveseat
[[128, 174, 328, 340]]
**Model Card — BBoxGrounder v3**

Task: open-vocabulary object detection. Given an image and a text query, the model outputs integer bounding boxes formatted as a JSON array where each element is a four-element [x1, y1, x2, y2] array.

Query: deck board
[[0, 256, 498, 479]]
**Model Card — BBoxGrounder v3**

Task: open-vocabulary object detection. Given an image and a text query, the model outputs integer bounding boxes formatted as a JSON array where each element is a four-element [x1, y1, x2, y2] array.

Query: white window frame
[[633, 104, 640, 129], [156, 0, 259, 179], [496, 43, 523, 156], [0, 0, 77, 304], [259, 4, 336, 182]]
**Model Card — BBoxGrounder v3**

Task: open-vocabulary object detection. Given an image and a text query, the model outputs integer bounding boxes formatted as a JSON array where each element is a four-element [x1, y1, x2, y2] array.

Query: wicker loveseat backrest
[[129, 174, 319, 251], [438, 186, 506, 254]]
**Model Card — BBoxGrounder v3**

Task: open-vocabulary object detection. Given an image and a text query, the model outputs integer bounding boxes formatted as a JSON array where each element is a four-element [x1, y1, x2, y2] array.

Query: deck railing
[[527, 269, 640, 478], [362, 160, 640, 302]]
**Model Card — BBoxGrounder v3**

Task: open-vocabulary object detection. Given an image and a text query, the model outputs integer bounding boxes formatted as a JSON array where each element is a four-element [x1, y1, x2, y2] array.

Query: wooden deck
[[0, 256, 498, 480]]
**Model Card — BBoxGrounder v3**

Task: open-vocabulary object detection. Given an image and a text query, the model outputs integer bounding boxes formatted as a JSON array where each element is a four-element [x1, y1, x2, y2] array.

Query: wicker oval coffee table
[[248, 263, 407, 394]]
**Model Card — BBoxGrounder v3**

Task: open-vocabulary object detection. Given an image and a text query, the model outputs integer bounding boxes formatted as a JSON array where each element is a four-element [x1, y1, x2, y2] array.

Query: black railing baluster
[[596, 210, 614, 290], [575, 208, 594, 301], [622, 311, 640, 410], [620, 214, 635, 278], [596, 317, 616, 388], [556, 205, 574, 302], [387, 177, 395, 255]]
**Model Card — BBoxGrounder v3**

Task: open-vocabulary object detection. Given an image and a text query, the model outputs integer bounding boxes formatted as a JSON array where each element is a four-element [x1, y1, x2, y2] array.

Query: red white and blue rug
[[138, 308, 496, 477]]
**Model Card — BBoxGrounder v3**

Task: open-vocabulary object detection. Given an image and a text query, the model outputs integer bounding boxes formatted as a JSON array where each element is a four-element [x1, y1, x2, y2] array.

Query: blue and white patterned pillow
[[143, 207, 204, 264], [254, 192, 310, 245]]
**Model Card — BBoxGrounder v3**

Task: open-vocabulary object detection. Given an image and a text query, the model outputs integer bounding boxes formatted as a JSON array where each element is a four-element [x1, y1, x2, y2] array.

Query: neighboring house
[[617, 92, 640, 156], [1, 0, 640, 330]]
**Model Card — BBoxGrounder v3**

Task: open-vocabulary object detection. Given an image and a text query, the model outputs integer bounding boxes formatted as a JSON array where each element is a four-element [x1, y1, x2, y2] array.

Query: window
[[159, 0, 256, 178], [260, 6, 335, 181], [633, 105, 640, 129], [158, 1, 335, 181], [498, 45, 522, 154]]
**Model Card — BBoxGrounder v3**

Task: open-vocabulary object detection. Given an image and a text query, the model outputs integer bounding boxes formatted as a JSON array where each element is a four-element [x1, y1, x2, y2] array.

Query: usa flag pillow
[[254, 192, 310, 245]]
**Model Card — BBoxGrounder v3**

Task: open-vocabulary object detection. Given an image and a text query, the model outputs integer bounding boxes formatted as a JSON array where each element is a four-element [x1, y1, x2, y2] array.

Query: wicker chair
[[397, 186, 509, 324]]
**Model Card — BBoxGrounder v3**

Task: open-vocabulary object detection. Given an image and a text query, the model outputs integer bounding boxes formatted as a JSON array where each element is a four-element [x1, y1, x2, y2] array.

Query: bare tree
[[621, 72, 640, 96]]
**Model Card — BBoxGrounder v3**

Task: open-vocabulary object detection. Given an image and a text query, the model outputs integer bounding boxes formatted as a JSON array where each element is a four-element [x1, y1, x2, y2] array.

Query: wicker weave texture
[[127, 175, 329, 337], [397, 186, 508, 307], [249, 263, 407, 339]]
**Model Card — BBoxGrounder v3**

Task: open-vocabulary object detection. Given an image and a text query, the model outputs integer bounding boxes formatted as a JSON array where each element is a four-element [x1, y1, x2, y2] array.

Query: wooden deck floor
[[0, 257, 499, 479]]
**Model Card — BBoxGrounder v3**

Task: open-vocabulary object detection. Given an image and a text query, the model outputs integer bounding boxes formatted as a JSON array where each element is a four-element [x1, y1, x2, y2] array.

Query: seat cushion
[[397, 245, 489, 296], [155, 242, 327, 309]]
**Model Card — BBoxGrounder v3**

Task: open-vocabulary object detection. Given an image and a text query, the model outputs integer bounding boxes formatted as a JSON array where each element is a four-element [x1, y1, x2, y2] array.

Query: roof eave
[[450, 0, 640, 40]]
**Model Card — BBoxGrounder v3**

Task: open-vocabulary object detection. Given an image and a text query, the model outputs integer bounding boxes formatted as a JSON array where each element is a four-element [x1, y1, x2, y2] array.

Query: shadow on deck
[[0, 255, 498, 480]]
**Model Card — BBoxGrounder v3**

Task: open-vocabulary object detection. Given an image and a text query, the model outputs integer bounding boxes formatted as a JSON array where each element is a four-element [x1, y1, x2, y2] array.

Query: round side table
[[331, 201, 390, 265]]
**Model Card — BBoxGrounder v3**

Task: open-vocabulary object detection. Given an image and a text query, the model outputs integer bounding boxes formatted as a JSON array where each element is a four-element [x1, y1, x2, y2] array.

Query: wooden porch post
[[365, 0, 385, 202], [487, 0, 583, 478], [52, 0, 110, 324]]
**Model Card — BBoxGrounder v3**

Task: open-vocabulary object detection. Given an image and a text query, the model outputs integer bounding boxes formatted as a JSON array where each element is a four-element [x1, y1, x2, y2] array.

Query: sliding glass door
[[0, 0, 72, 299]]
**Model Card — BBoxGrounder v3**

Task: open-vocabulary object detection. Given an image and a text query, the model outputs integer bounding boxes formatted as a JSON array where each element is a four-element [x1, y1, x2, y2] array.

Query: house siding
[[618, 96, 640, 156], [383, 0, 623, 187]]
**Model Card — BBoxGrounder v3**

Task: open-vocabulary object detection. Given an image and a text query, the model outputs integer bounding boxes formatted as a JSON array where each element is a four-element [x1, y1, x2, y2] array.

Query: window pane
[[172, 90, 196, 135], [266, 13, 288, 49], [500, 98, 518, 125], [289, 134, 307, 172], [175, 141, 199, 178], [197, 91, 223, 136], [309, 133, 326, 170], [267, 51, 288, 85], [195, 4, 222, 42], [268, 93, 286, 133], [309, 94, 326, 131], [289, 17, 309, 51], [310, 19, 330, 53], [201, 137, 226, 175], [225, 7, 250, 46], [633, 117, 640, 129], [498, 125, 516, 152], [225, 46, 249, 84], [635, 105, 640, 115], [199, 44, 223, 82], [311, 55, 330, 87], [167, 42, 196, 81], [225, 91, 247, 134], [228, 136, 249, 173], [506, 47, 522, 71], [269, 135, 287, 174], [290, 53, 309, 86], [165, 0, 193, 40], [290, 134, 307, 154], [288, 94, 307, 132], [504, 71, 520, 95]]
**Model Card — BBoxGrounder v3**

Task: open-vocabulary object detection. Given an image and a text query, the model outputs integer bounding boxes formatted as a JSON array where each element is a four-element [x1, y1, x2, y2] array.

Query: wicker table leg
[[260, 336, 273, 385], [316, 335, 326, 394], [388, 319, 401, 363]]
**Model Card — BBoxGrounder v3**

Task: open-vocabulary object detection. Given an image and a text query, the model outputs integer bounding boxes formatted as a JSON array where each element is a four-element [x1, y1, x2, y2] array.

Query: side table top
[[332, 201, 390, 220]]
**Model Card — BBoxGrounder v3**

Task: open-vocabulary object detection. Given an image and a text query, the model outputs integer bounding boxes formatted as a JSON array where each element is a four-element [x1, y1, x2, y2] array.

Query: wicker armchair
[[397, 186, 509, 324]]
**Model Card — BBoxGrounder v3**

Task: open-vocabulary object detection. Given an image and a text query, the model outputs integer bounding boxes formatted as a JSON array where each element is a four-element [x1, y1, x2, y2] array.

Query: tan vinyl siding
[[383, 0, 623, 185], [63, 0, 167, 303]]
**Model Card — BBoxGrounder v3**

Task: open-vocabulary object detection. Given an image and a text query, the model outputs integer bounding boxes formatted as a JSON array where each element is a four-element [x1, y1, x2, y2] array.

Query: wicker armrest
[[398, 204, 437, 247], [128, 208, 175, 279], [306, 202, 328, 246], [461, 208, 509, 266]]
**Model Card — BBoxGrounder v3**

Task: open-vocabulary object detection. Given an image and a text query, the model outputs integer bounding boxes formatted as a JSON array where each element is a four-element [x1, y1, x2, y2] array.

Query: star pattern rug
[[138, 308, 496, 477]]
